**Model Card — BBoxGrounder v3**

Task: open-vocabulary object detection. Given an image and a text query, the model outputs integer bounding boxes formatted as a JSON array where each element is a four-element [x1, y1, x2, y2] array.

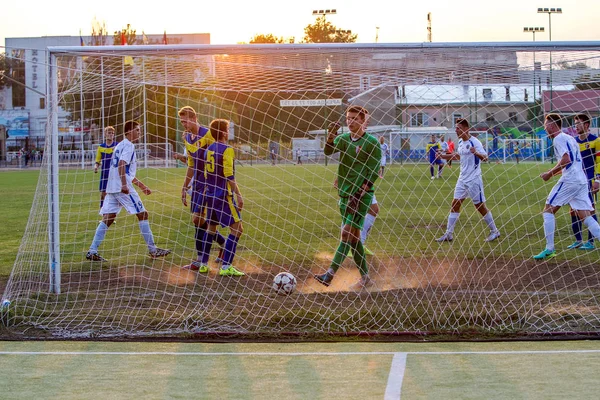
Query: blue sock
[[222, 234, 240, 266], [89, 222, 108, 253], [201, 232, 216, 265], [195, 225, 205, 258], [588, 214, 598, 243], [138, 220, 156, 253], [571, 214, 583, 242]]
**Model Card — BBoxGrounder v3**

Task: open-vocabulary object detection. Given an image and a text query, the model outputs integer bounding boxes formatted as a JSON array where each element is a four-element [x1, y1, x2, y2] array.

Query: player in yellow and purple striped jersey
[[198, 119, 245, 277], [568, 114, 600, 250], [94, 126, 117, 208]]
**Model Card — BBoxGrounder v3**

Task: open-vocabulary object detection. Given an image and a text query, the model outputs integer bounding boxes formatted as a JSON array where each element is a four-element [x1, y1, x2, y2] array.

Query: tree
[[113, 24, 137, 45], [91, 19, 109, 46], [0, 52, 11, 90], [302, 16, 357, 43], [573, 74, 600, 90], [249, 34, 294, 44]]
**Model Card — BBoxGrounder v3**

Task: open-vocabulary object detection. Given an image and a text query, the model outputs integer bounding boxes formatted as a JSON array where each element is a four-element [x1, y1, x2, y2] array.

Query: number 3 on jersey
[[206, 150, 215, 173]]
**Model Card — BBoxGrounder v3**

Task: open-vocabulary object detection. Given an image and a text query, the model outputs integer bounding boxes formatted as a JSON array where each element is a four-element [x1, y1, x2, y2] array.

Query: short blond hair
[[178, 106, 197, 119], [104, 126, 115, 134]]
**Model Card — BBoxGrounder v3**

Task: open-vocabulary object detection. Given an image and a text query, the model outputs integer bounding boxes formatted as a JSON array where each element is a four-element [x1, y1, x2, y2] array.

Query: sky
[[1, 0, 599, 47]]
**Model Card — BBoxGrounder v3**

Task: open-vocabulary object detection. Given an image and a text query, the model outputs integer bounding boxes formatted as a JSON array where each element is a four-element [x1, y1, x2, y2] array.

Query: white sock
[[583, 216, 600, 239], [327, 268, 336, 276], [138, 220, 157, 253], [543, 212, 555, 251], [447, 212, 460, 234], [361, 214, 376, 243], [483, 211, 498, 232], [89, 222, 108, 253]]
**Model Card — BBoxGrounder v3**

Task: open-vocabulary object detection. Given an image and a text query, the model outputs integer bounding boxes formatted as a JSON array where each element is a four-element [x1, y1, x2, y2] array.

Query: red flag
[[121, 31, 126, 46], [162, 31, 168, 45]]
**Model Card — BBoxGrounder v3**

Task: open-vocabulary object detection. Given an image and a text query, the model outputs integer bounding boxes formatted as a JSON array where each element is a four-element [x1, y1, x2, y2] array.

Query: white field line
[[385, 352, 407, 400], [1, 350, 600, 356]]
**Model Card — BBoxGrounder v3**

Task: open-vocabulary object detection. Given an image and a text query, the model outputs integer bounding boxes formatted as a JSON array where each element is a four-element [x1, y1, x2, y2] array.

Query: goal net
[[3, 42, 600, 338]]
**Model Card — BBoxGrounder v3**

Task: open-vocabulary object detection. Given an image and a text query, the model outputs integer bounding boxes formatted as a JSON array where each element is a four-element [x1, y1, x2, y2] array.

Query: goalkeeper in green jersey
[[314, 105, 381, 290]]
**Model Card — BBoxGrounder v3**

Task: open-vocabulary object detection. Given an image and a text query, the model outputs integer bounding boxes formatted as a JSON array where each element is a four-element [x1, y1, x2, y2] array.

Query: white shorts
[[454, 177, 486, 204], [380, 158, 387, 167], [372, 194, 378, 205], [100, 190, 146, 215], [546, 182, 593, 211]]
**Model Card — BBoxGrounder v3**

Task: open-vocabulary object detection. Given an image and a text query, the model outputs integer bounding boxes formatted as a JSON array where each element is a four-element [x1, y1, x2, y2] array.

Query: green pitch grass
[[1, 161, 592, 278], [2, 162, 599, 336], [1, 340, 600, 399]]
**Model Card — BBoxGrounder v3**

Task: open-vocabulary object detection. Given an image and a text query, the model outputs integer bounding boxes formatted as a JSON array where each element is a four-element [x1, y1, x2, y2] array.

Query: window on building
[[39, 98, 45, 110], [410, 112, 429, 127], [486, 113, 496, 123], [482, 88, 493, 102], [452, 113, 463, 124], [509, 112, 518, 123]]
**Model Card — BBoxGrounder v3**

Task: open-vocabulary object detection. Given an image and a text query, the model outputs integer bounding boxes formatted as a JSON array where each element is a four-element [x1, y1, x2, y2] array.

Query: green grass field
[[1, 162, 600, 337], [2, 165, 600, 398], [1, 340, 600, 399]]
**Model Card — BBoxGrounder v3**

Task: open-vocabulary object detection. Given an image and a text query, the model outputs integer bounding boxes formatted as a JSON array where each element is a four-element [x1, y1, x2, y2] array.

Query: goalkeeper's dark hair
[[209, 119, 230, 141], [346, 105, 369, 119], [123, 120, 140, 135], [545, 113, 563, 129], [575, 113, 590, 126], [456, 118, 469, 129]]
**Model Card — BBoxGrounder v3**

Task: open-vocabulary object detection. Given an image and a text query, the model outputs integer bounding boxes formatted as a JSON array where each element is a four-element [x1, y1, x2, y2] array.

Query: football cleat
[[182, 261, 208, 273], [314, 272, 334, 287], [435, 233, 453, 242], [219, 265, 245, 276], [567, 241, 583, 250], [484, 230, 501, 242], [579, 242, 595, 250], [149, 248, 171, 259], [533, 249, 557, 260], [86, 251, 106, 262]]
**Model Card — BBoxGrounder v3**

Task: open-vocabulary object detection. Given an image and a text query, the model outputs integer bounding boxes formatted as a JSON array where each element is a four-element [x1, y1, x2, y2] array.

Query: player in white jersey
[[435, 119, 500, 242], [86, 120, 171, 261], [533, 114, 600, 260], [438, 136, 449, 178], [379, 136, 389, 178]]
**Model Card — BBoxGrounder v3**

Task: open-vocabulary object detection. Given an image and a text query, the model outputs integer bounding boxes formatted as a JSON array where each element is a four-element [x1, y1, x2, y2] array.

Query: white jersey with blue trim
[[106, 138, 137, 193], [554, 132, 587, 185], [457, 136, 486, 183]]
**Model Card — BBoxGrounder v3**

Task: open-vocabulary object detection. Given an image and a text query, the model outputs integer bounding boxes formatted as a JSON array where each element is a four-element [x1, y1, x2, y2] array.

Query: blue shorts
[[99, 173, 109, 192], [190, 186, 205, 215], [206, 195, 241, 227], [429, 158, 444, 165]]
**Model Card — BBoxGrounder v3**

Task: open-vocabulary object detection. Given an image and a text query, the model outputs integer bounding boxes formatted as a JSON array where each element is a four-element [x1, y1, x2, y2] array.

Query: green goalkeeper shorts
[[339, 191, 374, 230]]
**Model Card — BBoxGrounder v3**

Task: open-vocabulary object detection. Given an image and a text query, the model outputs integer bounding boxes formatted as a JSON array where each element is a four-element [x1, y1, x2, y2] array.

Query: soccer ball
[[272, 272, 297, 295]]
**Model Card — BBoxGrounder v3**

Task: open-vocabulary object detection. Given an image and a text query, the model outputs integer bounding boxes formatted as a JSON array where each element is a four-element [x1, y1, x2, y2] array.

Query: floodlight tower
[[537, 7, 562, 112]]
